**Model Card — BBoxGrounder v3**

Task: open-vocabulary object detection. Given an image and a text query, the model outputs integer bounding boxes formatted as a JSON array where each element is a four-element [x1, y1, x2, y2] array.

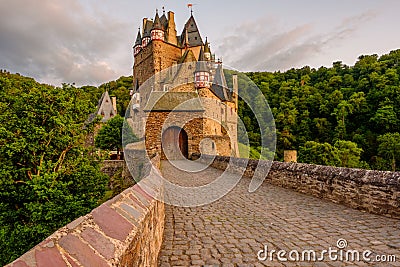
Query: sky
[[0, 0, 399, 87]]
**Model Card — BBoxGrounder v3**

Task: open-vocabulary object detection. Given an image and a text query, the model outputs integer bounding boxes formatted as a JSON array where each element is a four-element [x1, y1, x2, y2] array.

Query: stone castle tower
[[129, 9, 239, 159]]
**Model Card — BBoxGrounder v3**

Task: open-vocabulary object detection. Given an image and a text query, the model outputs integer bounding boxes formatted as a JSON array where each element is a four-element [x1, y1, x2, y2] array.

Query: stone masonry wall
[[7, 155, 165, 267], [101, 160, 133, 180], [193, 154, 400, 219], [145, 111, 204, 158]]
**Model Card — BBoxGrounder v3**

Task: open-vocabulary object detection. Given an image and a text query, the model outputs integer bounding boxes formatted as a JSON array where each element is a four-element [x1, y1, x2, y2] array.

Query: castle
[[129, 9, 239, 159]]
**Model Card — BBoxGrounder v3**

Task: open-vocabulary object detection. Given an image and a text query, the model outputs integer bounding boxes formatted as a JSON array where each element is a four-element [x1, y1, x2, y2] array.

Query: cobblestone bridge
[[158, 161, 400, 267]]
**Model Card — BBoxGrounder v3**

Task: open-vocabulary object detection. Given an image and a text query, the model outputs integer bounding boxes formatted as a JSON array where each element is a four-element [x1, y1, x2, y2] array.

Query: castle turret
[[160, 8, 168, 30], [151, 10, 165, 41], [195, 47, 210, 88], [142, 19, 152, 47], [134, 29, 142, 56]]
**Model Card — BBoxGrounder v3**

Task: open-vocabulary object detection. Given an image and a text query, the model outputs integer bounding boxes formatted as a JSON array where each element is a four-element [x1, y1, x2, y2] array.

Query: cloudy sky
[[0, 0, 399, 86]]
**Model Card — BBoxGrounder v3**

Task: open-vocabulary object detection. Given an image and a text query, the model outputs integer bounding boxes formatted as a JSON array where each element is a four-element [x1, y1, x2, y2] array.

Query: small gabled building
[[95, 91, 117, 123]]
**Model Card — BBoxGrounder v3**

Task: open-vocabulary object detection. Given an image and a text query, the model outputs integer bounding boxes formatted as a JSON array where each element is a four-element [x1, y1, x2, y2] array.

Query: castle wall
[[133, 40, 181, 86], [145, 111, 204, 158], [152, 41, 182, 73]]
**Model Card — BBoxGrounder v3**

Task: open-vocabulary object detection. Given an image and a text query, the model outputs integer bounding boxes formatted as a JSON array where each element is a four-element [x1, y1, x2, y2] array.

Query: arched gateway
[[162, 126, 188, 160]]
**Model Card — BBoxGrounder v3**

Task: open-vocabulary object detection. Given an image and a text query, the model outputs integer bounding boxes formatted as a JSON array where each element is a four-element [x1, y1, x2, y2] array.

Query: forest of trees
[[1, 49, 400, 264], [0, 70, 135, 265], [240, 49, 400, 171], [0, 72, 109, 265]]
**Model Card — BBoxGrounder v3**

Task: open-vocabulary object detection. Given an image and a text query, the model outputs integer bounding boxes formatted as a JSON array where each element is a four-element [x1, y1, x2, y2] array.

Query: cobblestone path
[[158, 161, 400, 267]]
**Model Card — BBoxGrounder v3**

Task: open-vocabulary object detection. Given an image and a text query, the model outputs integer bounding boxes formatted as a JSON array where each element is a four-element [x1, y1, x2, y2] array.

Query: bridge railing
[[192, 153, 400, 219], [7, 154, 165, 267]]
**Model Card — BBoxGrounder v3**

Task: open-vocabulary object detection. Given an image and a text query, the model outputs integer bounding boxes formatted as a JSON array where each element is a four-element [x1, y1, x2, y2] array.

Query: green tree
[[370, 105, 398, 132], [0, 73, 108, 265], [95, 115, 138, 158], [377, 133, 400, 171], [334, 140, 363, 168], [298, 141, 341, 166]]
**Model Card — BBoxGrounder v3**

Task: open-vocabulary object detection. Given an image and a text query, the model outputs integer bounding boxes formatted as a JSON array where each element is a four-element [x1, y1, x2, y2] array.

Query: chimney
[[142, 18, 148, 35], [167, 11, 177, 45], [111, 96, 117, 114], [232, 74, 239, 110]]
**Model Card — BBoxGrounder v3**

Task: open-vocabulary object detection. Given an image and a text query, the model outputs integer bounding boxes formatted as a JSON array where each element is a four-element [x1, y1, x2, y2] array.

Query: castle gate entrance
[[162, 126, 188, 160]]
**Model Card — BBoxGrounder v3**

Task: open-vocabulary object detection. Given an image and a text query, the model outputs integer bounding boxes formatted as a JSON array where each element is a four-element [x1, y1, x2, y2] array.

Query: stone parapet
[[192, 154, 400, 219], [7, 155, 164, 267]]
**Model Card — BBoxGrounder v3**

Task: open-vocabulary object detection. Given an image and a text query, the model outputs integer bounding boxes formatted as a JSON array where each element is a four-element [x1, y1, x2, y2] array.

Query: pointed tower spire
[[213, 63, 228, 88], [204, 37, 211, 61], [151, 9, 165, 41], [152, 9, 162, 30], [142, 19, 152, 47], [160, 7, 168, 30], [135, 28, 142, 46], [181, 13, 203, 47], [134, 28, 142, 56]]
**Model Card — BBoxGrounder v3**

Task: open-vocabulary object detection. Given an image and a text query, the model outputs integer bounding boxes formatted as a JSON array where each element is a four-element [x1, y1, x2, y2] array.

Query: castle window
[[188, 65, 192, 70], [195, 37, 198, 40]]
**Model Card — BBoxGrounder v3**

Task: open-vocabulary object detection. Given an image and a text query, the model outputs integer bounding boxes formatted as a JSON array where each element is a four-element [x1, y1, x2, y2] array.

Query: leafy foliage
[[0, 71, 108, 265], [377, 132, 400, 171], [241, 49, 400, 170], [95, 115, 138, 158]]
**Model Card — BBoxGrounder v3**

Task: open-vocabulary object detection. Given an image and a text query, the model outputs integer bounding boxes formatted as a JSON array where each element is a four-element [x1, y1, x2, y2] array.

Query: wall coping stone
[[193, 153, 400, 218], [7, 154, 164, 267]]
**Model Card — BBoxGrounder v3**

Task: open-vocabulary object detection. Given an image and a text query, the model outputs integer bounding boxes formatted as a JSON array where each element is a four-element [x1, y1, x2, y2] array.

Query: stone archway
[[162, 126, 188, 160]]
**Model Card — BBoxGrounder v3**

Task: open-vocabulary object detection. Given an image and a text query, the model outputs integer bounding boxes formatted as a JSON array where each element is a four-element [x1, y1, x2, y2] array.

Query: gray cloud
[[217, 10, 378, 71], [0, 0, 129, 86]]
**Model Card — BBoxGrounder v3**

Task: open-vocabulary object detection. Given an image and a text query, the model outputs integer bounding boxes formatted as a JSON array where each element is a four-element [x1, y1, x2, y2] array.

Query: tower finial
[[187, 3, 193, 15], [162, 6, 165, 15]]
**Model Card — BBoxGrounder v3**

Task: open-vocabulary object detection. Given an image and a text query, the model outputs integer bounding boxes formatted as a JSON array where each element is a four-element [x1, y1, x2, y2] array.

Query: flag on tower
[[187, 3, 193, 8]]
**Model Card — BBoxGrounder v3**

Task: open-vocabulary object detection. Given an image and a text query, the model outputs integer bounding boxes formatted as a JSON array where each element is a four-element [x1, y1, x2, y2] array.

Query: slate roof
[[143, 20, 153, 38], [195, 47, 209, 72], [152, 11, 162, 30], [134, 29, 142, 46], [211, 64, 232, 101], [179, 15, 203, 47], [160, 14, 168, 30]]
